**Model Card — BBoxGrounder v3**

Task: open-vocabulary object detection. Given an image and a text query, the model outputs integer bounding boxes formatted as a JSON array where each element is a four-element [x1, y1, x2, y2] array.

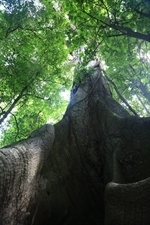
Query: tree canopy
[[1, 0, 150, 146]]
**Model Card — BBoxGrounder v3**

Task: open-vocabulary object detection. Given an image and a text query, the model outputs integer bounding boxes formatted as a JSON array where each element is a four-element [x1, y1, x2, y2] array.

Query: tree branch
[[0, 86, 28, 125], [0, 73, 39, 125], [136, 80, 150, 103], [82, 9, 150, 42], [112, 25, 150, 42], [135, 8, 150, 18], [103, 70, 139, 116], [136, 94, 150, 115]]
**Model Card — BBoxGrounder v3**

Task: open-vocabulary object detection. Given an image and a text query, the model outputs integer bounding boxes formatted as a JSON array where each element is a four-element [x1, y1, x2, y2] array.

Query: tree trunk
[[1, 67, 150, 225]]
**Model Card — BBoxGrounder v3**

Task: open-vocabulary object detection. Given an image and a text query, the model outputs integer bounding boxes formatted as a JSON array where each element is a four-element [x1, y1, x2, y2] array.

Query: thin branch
[[82, 9, 150, 42], [5, 25, 22, 38], [26, 94, 51, 101], [136, 95, 150, 115], [135, 8, 150, 18], [106, 33, 126, 38], [0, 25, 43, 41], [0, 72, 40, 125], [112, 25, 150, 42], [136, 80, 150, 103], [0, 86, 28, 125], [102, 70, 139, 116]]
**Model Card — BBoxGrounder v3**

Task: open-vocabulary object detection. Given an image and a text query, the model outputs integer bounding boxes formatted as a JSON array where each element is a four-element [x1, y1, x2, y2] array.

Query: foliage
[[0, 0, 73, 146], [73, 66, 95, 84], [1, 0, 150, 146]]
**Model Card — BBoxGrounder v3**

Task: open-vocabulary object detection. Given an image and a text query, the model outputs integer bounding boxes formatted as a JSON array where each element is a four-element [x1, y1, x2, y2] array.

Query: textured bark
[[105, 178, 150, 225], [0, 124, 54, 225], [32, 69, 130, 225], [33, 70, 111, 225], [104, 113, 150, 225], [1, 67, 150, 225]]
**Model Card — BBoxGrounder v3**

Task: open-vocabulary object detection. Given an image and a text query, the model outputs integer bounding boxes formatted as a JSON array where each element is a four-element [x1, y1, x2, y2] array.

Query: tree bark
[[0, 124, 55, 225], [1, 67, 150, 225], [105, 178, 150, 225]]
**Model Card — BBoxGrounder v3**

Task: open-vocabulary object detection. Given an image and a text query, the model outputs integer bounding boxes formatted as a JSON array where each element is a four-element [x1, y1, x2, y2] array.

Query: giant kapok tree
[[1, 0, 150, 224]]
